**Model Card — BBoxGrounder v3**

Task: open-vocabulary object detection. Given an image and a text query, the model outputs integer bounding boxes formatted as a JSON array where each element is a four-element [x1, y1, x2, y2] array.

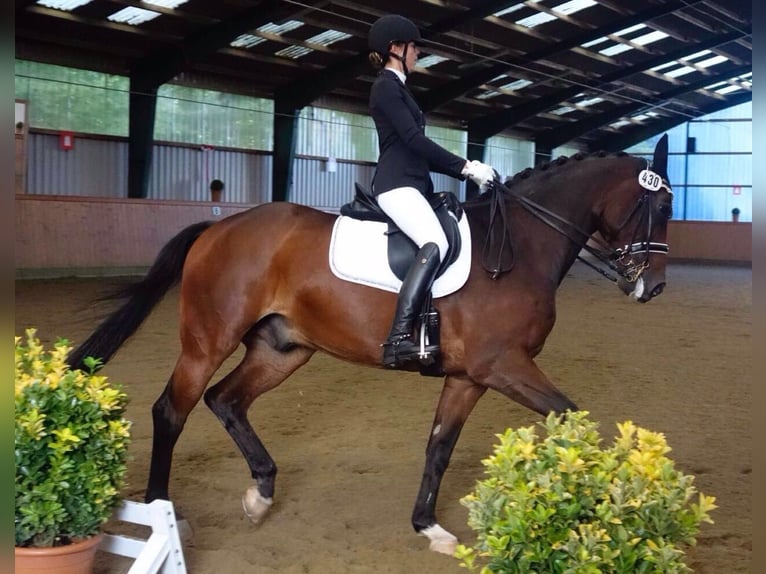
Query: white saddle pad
[[329, 213, 472, 298]]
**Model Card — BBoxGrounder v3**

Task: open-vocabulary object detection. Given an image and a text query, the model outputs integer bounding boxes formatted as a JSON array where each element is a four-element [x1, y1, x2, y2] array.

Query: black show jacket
[[369, 69, 466, 197]]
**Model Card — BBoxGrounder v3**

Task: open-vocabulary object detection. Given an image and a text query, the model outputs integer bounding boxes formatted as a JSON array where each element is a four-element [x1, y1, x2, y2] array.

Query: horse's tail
[[68, 220, 214, 370]]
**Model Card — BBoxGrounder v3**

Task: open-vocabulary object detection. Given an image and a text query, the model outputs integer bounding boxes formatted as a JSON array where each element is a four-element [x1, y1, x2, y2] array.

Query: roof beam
[[588, 91, 752, 152], [418, 0, 706, 113], [130, 0, 299, 87], [274, 0, 519, 110], [536, 64, 752, 149], [467, 26, 749, 140]]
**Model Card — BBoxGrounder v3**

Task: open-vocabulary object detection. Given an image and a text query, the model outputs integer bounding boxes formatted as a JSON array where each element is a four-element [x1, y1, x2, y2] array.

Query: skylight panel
[[599, 29, 668, 57], [143, 0, 187, 8], [695, 55, 728, 68], [500, 79, 533, 91], [664, 65, 696, 78], [231, 34, 265, 48], [475, 78, 532, 100], [706, 72, 751, 94], [583, 24, 647, 50], [417, 55, 449, 68], [650, 61, 677, 72], [516, 11, 557, 28], [576, 96, 604, 107], [260, 20, 304, 35], [614, 23, 646, 37], [108, 6, 160, 25], [307, 29, 352, 47], [704, 80, 727, 90], [630, 111, 659, 122], [581, 37, 607, 48], [715, 84, 743, 95], [610, 119, 632, 129], [631, 30, 669, 46], [555, 0, 597, 16], [684, 49, 712, 62], [275, 29, 351, 59], [493, 1, 539, 18], [599, 43, 632, 57], [231, 21, 304, 49], [277, 45, 313, 59], [36, 0, 93, 10], [516, 0, 596, 28], [551, 105, 576, 115]]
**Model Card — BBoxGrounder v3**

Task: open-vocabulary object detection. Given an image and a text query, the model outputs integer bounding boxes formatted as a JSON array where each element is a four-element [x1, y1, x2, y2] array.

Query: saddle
[[338, 183, 464, 377], [339, 183, 463, 280]]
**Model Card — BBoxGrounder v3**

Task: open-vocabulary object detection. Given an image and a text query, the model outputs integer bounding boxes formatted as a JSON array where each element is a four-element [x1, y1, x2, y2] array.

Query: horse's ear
[[652, 134, 669, 180]]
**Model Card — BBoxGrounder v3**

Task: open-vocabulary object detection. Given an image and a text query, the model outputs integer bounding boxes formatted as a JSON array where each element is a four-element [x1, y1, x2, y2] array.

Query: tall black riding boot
[[382, 242, 441, 368]]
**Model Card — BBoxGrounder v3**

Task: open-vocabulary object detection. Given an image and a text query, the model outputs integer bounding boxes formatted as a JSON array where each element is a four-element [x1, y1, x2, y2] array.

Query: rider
[[368, 14, 496, 368]]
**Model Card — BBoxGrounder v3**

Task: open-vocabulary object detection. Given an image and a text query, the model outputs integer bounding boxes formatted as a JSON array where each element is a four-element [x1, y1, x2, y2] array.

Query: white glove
[[462, 160, 496, 189]]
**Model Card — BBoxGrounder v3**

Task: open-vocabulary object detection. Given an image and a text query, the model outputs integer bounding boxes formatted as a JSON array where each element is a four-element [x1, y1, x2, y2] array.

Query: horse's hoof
[[419, 524, 458, 555], [242, 486, 273, 524]]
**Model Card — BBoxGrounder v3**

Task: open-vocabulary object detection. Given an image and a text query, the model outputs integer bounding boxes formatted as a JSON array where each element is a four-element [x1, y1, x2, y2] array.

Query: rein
[[483, 175, 669, 283]]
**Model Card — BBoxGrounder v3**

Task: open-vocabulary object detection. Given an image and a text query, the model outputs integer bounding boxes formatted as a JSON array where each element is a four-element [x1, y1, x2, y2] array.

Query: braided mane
[[503, 150, 629, 188]]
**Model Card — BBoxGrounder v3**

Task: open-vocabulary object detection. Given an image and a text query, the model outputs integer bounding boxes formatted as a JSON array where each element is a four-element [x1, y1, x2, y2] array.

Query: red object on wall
[[59, 131, 74, 151]]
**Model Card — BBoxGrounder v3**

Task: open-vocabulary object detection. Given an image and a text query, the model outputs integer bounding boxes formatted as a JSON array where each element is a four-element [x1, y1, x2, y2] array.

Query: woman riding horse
[[367, 14, 496, 368]]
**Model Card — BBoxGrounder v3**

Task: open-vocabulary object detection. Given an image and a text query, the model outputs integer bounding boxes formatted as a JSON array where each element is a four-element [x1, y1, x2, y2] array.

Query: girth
[[339, 183, 463, 281]]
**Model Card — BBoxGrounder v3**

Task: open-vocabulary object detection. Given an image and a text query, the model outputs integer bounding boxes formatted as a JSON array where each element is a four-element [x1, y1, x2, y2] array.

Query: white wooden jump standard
[[99, 499, 187, 574]]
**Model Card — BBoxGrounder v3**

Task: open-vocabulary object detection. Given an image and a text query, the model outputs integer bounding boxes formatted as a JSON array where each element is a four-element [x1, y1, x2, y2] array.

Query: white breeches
[[376, 186, 448, 262]]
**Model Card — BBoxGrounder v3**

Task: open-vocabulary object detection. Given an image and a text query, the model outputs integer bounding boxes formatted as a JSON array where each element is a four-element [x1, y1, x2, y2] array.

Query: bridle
[[608, 173, 672, 282], [482, 161, 671, 284]]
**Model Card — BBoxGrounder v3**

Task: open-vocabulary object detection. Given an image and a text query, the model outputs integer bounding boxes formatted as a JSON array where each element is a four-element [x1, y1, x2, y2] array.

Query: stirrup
[[382, 334, 439, 368]]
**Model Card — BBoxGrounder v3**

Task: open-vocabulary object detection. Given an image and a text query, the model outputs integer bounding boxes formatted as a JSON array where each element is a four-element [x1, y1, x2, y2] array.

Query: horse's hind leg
[[203, 322, 314, 525], [413, 374, 486, 554], [146, 345, 234, 503]]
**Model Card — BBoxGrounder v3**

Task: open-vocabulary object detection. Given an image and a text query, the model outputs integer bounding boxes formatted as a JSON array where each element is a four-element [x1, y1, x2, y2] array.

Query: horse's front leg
[[470, 348, 578, 416], [413, 374, 486, 554]]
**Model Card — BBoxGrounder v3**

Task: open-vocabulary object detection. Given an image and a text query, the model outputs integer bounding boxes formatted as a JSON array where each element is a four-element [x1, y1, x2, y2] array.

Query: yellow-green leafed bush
[[455, 411, 716, 574], [15, 328, 131, 548]]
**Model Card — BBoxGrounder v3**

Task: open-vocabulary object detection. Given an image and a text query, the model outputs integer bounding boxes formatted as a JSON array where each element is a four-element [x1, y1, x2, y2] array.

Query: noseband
[[486, 165, 671, 284]]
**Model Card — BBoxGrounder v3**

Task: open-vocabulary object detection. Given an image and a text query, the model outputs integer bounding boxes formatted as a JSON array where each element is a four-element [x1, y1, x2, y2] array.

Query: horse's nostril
[[650, 282, 666, 298]]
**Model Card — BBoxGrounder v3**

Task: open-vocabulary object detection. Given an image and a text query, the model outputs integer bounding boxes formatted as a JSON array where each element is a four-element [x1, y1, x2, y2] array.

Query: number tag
[[638, 169, 663, 191]]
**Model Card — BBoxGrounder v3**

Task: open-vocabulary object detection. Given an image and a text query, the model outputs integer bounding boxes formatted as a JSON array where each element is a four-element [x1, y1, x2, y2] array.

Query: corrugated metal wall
[[27, 133, 128, 197], [290, 158, 375, 210], [149, 144, 271, 203], [26, 133, 272, 204]]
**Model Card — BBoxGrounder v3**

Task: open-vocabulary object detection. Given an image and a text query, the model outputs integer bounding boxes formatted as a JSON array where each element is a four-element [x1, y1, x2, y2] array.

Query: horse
[[68, 135, 673, 555]]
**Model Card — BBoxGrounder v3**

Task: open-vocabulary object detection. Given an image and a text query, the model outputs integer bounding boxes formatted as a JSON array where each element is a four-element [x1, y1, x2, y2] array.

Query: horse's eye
[[659, 203, 673, 219]]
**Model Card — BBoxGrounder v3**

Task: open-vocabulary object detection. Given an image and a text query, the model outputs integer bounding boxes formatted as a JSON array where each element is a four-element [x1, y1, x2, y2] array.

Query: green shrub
[[455, 411, 716, 573], [15, 328, 131, 547]]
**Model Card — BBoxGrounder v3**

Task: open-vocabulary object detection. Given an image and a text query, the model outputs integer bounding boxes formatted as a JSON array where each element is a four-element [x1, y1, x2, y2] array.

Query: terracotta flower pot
[[15, 534, 102, 574]]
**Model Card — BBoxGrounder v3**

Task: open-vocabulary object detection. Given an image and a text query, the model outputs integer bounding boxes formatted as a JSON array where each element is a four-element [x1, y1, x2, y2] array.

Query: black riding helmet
[[368, 14, 422, 57]]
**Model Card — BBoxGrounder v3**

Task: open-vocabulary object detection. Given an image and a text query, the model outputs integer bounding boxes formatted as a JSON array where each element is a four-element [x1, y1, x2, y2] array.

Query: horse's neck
[[506, 159, 625, 285]]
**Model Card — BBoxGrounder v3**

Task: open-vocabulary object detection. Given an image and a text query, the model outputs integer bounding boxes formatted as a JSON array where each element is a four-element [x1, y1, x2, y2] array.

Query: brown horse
[[69, 136, 672, 554]]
